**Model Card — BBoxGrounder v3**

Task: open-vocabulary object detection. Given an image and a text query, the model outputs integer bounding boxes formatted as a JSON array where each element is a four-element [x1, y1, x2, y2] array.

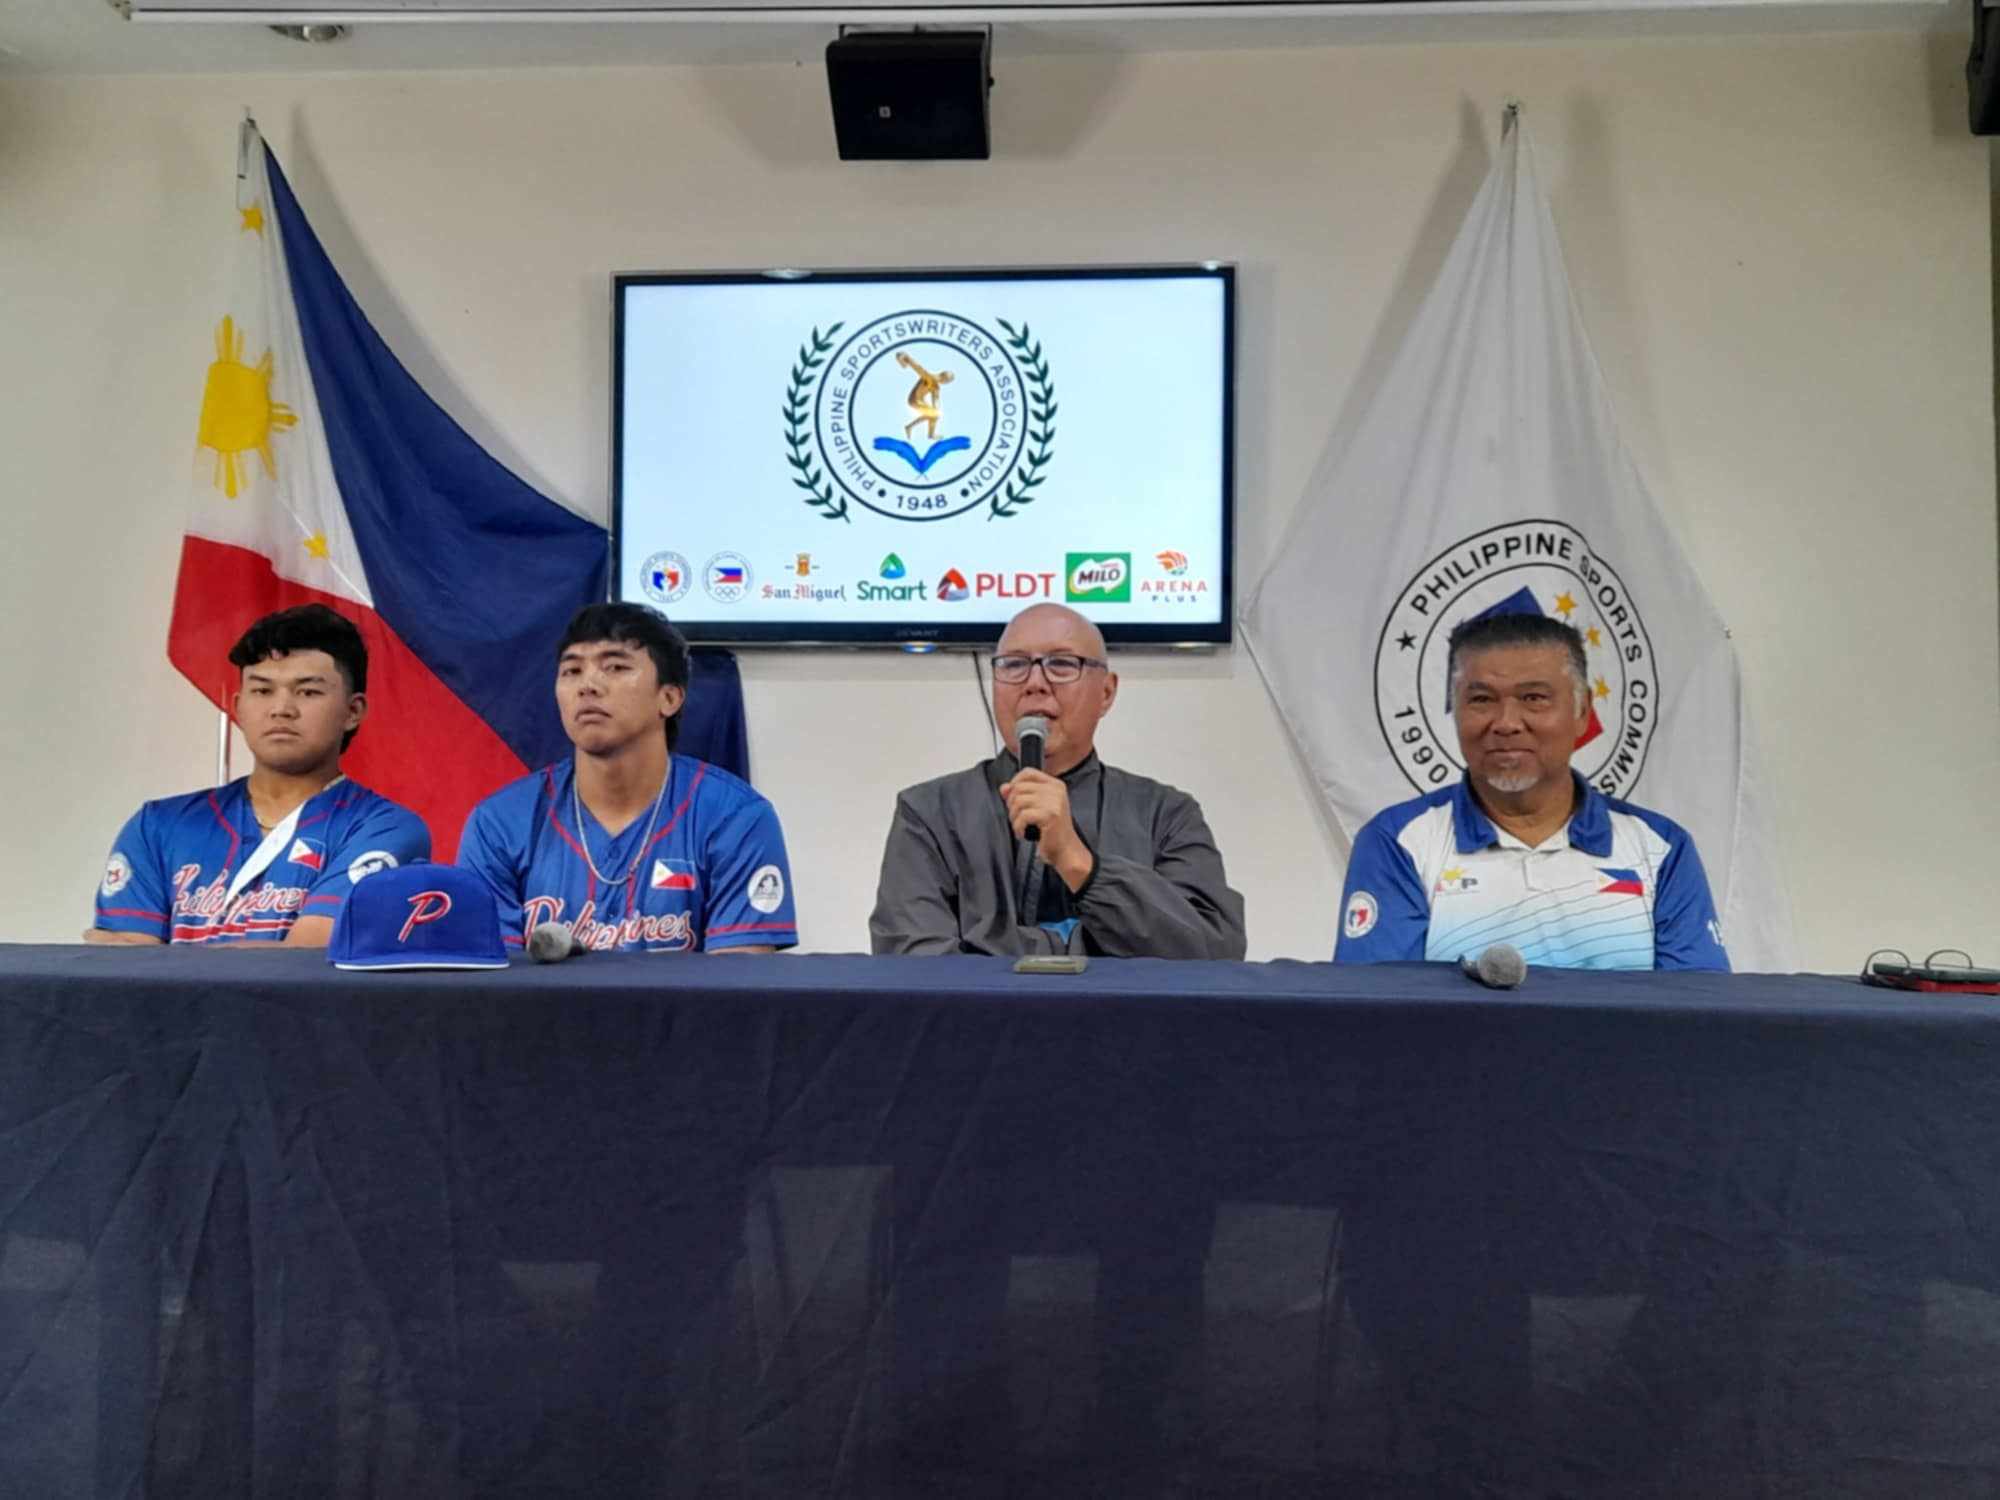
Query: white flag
[[1243, 113, 1795, 971]]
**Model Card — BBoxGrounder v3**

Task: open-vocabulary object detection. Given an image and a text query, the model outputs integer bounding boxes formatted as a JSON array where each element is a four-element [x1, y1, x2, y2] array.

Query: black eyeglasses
[[990, 653, 1108, 685]]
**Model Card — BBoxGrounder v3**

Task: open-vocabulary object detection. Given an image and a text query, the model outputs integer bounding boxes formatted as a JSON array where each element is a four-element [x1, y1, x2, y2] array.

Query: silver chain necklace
[[571, 762, 671, 885]]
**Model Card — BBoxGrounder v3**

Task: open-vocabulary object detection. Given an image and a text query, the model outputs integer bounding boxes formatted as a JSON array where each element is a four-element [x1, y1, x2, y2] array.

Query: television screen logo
[[937, 568, 971, 602], [1065, 553, 1131, 603], [704, 552, 752, 603], [641, 550, 692, 605]]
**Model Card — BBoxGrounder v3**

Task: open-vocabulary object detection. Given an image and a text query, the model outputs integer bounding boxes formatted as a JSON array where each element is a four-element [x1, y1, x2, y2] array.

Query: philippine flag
[[651, 859, 698, 891], [1598, 867, 1647, 897], [287, 837, 325, 872], [168, 122, 607, 859]]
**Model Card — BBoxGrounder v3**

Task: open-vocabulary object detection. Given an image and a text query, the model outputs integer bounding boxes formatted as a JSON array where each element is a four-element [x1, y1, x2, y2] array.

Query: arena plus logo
[[785, 311, 1056, 523], [1372, 520, 1660, 798]]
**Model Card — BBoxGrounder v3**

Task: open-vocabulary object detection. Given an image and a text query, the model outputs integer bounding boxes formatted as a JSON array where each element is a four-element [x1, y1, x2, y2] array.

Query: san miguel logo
[[784, 312, 1057, 523], [1372, 520, 1660, 799]]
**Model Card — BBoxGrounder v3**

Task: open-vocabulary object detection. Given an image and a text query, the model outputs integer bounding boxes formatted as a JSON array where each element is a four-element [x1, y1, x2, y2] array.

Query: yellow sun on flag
[[199, 315, 296, 498]]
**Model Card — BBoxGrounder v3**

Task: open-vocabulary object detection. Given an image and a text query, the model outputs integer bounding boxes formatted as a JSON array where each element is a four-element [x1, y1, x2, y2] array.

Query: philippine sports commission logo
[[1372, 520, 1660, 799], [639, 551, 692, 606], [784, 312, 1057, 524]]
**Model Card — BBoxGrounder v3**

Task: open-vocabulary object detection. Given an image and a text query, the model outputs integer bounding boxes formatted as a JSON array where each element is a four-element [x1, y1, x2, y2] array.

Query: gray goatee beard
[[1484, 769, 1543, 794]]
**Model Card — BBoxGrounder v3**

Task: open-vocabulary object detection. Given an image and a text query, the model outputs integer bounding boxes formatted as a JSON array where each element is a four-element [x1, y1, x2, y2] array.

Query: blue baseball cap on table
[[329, 863, 509, 971]]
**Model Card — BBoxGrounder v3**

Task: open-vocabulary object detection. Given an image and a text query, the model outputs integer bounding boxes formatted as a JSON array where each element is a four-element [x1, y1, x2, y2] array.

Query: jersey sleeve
[[91, 806, 171, 939], [1648, 822, 1731, 973], [1332, 813, 1433, 963], [700, 794, 799, 951], [305, 802, 433, 923], [456, 798, 529, 948]]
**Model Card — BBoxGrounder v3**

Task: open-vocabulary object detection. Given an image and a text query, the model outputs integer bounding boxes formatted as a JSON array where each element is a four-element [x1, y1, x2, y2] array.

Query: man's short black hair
[[557, 602, 690, 750], [228, 605, 368, 751], [1445, 612, 1589, 712]]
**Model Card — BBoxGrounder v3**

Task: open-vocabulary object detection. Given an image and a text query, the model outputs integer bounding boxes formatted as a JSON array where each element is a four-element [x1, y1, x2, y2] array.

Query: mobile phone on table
[[1013, 954, 1088, 975]]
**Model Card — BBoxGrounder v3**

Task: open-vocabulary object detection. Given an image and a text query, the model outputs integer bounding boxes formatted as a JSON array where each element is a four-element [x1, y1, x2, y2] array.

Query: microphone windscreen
[[527, 922, 577, 963], [1015, 715, 1050, 771], [1476, 943, 1527, 989]]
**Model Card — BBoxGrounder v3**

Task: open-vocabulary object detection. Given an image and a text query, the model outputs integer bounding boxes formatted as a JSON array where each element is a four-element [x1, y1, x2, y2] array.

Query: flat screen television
[[612, 265, 1234, 645]]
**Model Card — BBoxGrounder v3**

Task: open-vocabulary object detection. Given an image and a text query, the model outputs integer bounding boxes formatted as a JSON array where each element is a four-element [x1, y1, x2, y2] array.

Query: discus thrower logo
[[1372, 519, 1660, 799], [1066, 553, 1130, 602], [785, 311, 1056, 523], [640, 550, 691, 605]]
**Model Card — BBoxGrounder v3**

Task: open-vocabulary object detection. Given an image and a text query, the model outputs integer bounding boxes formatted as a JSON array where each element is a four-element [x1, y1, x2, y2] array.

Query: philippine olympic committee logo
[[704, 552, 752, 604], [783, 311, 1057, 524], [1372, 520, 1660, 800]]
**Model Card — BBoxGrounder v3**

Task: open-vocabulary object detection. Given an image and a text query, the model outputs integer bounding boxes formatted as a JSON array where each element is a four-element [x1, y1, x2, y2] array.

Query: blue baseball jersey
[[92, 778, 431, 944], [1334, 775, 1729, 972], [456, 756, 798, 954]]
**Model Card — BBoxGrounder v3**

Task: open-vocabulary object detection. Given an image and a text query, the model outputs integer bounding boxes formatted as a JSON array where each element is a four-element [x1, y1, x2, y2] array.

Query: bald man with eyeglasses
[[869, 603, 1245, 958]]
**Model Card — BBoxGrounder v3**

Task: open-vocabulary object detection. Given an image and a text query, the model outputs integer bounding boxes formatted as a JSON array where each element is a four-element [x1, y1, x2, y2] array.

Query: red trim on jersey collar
[[206, 787, 245, 877], [541, 764, 598, 903]]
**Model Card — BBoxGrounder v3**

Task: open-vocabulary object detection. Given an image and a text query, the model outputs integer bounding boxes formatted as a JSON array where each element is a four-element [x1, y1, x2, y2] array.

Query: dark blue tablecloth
[[2, 947, 1997, 1497]]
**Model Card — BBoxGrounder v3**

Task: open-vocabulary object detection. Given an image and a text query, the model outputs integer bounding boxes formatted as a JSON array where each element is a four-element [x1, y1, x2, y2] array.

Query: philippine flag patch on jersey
[[288, 837, 326, 872], [1597, 867, 1646, 896], [651, 859, 698, 891]]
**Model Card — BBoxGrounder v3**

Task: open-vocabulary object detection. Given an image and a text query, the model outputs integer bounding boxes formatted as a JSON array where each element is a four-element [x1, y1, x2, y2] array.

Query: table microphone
[[1015, 715, 1049, 843], [528, 922, 585, 963], [1460, 943, 1527, 990]]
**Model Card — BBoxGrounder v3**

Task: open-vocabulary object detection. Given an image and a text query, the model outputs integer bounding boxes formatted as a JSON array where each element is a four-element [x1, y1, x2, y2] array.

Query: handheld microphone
[[528, 921, 585, 963], [1014, 715, 1050, 843], [1459, 943, 1527, 990]]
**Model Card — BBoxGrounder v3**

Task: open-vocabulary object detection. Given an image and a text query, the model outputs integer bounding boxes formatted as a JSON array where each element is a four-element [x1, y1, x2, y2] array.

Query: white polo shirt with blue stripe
[[1334, 775, 1729, 972]]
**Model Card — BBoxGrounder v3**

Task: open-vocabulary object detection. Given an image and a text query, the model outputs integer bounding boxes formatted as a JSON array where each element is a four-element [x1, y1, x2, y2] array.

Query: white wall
[[2, 30, 1995, 966]]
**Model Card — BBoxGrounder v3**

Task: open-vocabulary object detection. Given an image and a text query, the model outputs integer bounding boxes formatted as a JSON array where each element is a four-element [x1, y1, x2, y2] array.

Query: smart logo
[[856, 553, 931, 603]]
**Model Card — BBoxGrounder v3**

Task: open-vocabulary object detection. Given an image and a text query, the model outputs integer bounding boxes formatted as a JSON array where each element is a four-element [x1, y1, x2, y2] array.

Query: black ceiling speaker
[[826, 30, 992, 161]]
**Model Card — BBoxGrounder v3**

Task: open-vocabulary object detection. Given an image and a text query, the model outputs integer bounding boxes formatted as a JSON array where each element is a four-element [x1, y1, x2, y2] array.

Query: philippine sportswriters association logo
[[784, 312, 1057, 523], [1372, 520, 1660, 799]]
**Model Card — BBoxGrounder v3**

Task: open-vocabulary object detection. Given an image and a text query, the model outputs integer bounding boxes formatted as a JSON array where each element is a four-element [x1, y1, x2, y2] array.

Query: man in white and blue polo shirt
[[1335, 611, 1728, 971]]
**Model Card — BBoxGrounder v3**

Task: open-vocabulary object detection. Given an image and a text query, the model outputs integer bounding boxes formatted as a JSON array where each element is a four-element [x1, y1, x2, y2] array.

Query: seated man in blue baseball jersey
[[86, 605, 431, 946], [1336, 611, 1728, 971], [458, 602, 797, 954]]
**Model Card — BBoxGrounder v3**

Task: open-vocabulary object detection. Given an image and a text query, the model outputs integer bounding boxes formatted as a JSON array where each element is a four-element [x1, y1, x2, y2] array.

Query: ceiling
[[0, 0, 1955, 76]]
